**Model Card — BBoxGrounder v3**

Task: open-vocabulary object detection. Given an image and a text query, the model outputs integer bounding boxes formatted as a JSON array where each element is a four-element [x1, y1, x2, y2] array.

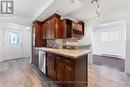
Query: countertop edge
[[35, 47, 91, 59]]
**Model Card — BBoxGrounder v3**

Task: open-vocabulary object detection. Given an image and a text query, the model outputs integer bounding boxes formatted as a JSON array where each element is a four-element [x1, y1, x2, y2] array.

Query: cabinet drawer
[[65, 58, 75, 68], [47, 52, 55, 57]]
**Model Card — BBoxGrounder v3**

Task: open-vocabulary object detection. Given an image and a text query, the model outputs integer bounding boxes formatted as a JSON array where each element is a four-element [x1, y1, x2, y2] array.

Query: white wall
[[79, 18, 93, 46], [0, 29, 4, 61], [0, 22, 31, 61], [93, 22, 126, 59], [78, 18, 93, 64], [22, 29, 32, 58], [0, 29, 2, 59]]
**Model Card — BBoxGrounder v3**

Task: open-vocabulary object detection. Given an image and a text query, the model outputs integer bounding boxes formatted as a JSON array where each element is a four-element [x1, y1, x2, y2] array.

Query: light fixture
[[91, 0, 100, 17], [69, 0, 74, 5], [96, 9, 100, 17]]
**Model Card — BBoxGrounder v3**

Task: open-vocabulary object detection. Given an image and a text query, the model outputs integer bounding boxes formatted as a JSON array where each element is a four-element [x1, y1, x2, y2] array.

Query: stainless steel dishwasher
[[38, 50, 46, 74]]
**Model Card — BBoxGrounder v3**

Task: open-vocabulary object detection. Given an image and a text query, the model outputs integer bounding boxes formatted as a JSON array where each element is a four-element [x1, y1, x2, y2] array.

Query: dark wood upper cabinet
[[41, 23, 46, 39], [41, 14, 62, 39], [33, 21, 47, 47], [61, 19, 72, 38], [55, 17, 62, 38], [32, 21, 47, 65], [39, 14, 84, 39], [62, 19, 84, 38]]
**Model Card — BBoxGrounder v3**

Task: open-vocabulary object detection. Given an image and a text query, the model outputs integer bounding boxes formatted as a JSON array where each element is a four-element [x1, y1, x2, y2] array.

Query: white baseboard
[[0, 57, 30, 62]]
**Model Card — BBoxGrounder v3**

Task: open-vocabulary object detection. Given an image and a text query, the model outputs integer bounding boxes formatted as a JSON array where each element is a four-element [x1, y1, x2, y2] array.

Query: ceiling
[[0, 0, 54, 26], [36, 0, 82, 21], [0, 0, 130, 26], [36, 0, 130, 22]]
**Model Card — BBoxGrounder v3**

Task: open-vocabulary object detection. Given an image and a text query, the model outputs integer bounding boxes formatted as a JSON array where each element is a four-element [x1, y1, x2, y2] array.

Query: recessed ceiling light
[[69, 0, 74, 4]]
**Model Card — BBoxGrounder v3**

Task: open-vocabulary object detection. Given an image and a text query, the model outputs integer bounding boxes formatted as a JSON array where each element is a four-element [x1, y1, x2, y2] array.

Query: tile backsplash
[[47, 39, 63, 48], [47, 37, 82, 48]]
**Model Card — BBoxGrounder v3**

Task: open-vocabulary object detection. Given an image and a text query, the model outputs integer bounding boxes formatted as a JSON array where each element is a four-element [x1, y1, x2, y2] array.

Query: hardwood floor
[[88, 65, 130, 87], [93, 55, 125, 72], [0, 58, 130, 87], [0, 58, 58, 87]]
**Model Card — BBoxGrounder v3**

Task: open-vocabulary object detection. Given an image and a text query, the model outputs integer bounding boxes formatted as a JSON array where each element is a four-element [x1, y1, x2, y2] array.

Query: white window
[[101, 32, 109, 41], [110, 31, 120, 41], [101, 31, 120, 42], [8, 32, 20, 45]]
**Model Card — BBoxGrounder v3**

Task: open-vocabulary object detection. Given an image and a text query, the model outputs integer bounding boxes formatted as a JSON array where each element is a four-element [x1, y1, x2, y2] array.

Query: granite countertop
[[35, 47, 91, 59]]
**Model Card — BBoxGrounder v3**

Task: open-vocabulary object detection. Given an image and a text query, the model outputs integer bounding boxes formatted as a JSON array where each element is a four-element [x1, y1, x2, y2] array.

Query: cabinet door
[[55, 18, 62, 38], [45, 20, 55, 39], [47, 53, 56, 80], [61, 19, 72, 38], [56, 56, 64, 87], [41, 23, 46, 39], [64, 58, 75, 87], [50, 18, 55, 38], [32, 49, 39, 65], [72, 22, 84, 36], [33, 22, 44, 47], [45, 21, 50, 39]]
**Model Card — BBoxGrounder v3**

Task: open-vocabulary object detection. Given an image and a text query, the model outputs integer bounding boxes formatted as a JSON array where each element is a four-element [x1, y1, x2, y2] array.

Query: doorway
[[92, 21, 126, 72], [4, 29, 23, 60]]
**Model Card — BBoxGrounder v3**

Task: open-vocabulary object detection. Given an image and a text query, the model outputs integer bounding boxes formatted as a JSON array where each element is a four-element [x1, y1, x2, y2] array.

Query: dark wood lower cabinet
[[32, 49, 39, 65], [64, 58, 75, 87], [75, 55, 88, 87], [46, 52, 88, 87], [56, 55, 65, 87], [46, 53, 56, 80]]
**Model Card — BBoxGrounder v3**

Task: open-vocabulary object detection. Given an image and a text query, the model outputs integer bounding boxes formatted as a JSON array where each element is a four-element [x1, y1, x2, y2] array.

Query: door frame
[[3, 28, 23, 60], [26, 29, 32, 63], [92, 21, 126, 72], [0, 29, 3, 61]]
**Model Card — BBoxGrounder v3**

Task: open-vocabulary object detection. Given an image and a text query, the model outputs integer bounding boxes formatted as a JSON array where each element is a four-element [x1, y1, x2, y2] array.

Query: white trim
[[0, 57, 29, 62], [94, 21, 126, 29]]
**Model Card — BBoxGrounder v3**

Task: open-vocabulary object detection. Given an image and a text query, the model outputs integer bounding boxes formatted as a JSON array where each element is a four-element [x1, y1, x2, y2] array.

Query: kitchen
[[0, 0, 130, 87], [32, 13, 91, 87]]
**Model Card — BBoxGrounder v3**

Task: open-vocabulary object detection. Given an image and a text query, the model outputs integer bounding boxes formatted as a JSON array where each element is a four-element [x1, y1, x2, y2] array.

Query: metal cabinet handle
[[65, 60, 71, 62], [57, 57, 60, 59], [66, 67, 72, 70]]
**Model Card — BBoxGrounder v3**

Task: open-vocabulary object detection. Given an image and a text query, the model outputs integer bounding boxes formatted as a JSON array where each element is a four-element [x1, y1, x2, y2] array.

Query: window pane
[[110, 31, 120, 41], [101, 32, 109, 42], [8, 32, 20, 45]]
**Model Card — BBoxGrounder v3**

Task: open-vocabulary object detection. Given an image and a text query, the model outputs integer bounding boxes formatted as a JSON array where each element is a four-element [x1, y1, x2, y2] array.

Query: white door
[[4, 29, 23, 60]]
